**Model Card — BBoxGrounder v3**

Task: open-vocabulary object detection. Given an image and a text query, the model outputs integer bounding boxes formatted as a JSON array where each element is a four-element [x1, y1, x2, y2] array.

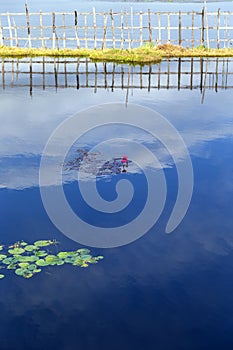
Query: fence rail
[[1, 58, 232, 100], [0, 6, 233, 49]]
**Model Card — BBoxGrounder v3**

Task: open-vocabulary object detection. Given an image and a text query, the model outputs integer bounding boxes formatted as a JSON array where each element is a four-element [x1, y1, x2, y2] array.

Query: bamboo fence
[[0, 6, 233, 49]]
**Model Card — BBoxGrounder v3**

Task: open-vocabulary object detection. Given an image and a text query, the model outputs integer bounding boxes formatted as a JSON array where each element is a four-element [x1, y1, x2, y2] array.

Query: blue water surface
[[0, 1, 233, 350]]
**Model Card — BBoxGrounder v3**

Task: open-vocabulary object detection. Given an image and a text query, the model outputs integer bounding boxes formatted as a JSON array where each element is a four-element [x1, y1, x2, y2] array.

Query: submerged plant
[[0, 240, 103, 279]]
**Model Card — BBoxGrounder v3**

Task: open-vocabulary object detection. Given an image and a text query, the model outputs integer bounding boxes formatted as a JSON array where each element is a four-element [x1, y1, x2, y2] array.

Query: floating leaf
[[0, 274, 5, 279], [15, 268, 26, 276], [36, 259, 50, 267], [0, 245, 3, 251], [57, 252, 71, 259], [2, 257, 15, 265], [77, 249, 90, 255], [34, 240, 54, 247], [18, 263, 29, 269], [0, 254, 7, 261], [24, 245, 38, 252], [34, 250, 47, 257], [8, 248, 25, 255]]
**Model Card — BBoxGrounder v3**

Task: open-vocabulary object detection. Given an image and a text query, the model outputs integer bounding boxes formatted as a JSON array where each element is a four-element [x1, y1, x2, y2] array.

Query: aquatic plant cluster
[[65, 148, 131, 176], [0, 240, 103, 279]]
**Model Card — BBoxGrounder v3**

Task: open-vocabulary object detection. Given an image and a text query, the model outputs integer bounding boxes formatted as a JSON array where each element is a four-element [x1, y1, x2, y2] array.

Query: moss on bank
[[1, 44, 233, 65]]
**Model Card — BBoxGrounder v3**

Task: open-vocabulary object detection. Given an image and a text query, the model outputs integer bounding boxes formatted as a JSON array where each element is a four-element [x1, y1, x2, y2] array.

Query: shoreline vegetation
[[1, 44, 233, 65]]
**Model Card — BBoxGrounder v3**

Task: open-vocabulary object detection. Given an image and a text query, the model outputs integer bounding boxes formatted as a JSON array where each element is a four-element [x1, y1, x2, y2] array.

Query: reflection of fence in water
[[0, 58, 232, 96], [0, 6, 233, 49]]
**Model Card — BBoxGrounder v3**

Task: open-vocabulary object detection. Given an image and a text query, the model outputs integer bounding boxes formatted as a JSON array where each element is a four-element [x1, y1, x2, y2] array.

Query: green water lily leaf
[[24, 245, 38, 252], [0, 245, 3, 251], [0, 274, 5, 279], [34, 240, 54, 247], [27, 264, 37, 271], [2, 257, 15, 265], [18, 262, 29, 269], [36, 259, 50, 267], [15, 268, 27, 276], [77, 249, 90, 255], [8, 248, 25, 255], [34, 250, 47, 257], [0, 254, 7, 260], [57, 252, 71, 259]]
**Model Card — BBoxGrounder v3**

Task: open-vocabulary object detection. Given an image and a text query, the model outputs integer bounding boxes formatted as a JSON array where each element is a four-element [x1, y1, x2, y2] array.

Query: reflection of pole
[[178, 58, 181, 90], [64, 59, 67, 87], [201, 58, 208, 104], [29, 58, 32, 96], [42, 57, 45, 90], [111, 62, 115, 92], [190, 58, 193, 90], [2, 59, 5, 90], [167, 59, 170, 89], [54, 58, 58, 91], [76, 58, 80, 90], [94, 62, 97, 93], [200, 58, 203, 92], [148, 65, 152, 92], [215, 57, 218, 92]]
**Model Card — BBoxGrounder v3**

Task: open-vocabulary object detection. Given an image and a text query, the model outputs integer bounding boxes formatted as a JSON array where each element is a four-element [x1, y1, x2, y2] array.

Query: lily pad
[[0, 274, 5, 279], [18, 262, 29, 269], [34, 240, 54, 247], [36, 259, 50, 267], [24, 245, 38, 252], [8, 248, 25, 255], [0, 254, 7, 261]]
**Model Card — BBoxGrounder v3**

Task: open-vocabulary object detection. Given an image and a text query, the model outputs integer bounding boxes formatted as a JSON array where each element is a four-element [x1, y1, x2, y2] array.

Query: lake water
[[1, 1, 233, 350]]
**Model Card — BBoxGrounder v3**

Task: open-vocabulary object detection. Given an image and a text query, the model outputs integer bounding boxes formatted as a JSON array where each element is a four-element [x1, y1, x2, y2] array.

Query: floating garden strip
[[1, 44, 233, 65], [0, 240, 103, 279]]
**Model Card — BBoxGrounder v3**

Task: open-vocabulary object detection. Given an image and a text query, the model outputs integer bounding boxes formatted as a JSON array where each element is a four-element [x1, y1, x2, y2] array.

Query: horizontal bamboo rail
[[0, 6, 233, 49]]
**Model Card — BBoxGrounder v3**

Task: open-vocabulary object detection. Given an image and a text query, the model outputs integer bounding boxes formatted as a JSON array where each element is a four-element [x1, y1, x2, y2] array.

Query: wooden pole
[[167, 12, 170, 43], [40, 11, 45, 48], [25, 3, 31, 48], [217, 9, 220, 49], [13, 19, 18, 47], [201, 7, 205, 46], [0, 19, 3, 46], [74, 11, 80, 48], [110, 10, 115, 49], [93, 7, 97, 49], [148, 9, 152, 43], [84, 14, 88, 49], [7, 13, 13, 47], [102, 12, 107, 49], [126, 10, 131, 49], [52, 12, 58, 49], [158, 13, 161, 44], [191, 11, 194, 48], [178, 11, 182, 46], [62, 13, 66, 49], [130, 7, 134, 48], [140, 11, 143, 46], [121, 11, 124, 49]]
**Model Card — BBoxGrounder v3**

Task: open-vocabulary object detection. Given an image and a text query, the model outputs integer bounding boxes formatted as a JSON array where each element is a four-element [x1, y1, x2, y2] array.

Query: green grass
[[1, 44, 233, 65]]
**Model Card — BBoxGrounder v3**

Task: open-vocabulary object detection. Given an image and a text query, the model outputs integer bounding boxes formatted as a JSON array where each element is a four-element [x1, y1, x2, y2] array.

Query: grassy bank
[[1, 44, 233, 64]]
